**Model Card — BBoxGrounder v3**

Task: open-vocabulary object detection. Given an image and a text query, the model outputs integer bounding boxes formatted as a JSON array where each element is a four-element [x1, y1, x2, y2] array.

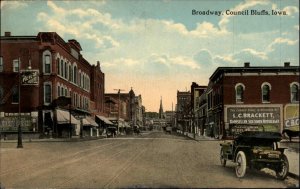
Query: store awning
[[96, 115, 113, 125], [56, 109, 79, 125], [86, 117, 98, 127]]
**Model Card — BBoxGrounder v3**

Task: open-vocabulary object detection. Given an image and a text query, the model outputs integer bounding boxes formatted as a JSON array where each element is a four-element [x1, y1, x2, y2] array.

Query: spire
[[159, 96, 164, 119]]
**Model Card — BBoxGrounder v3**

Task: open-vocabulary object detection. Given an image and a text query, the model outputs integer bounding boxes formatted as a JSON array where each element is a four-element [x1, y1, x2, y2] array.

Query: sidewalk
[[0, 136, 105, 143], [184, 132, 299, 179]]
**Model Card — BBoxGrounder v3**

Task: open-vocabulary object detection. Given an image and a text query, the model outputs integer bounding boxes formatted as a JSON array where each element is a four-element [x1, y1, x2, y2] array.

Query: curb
[[288, 172, 299, 180]]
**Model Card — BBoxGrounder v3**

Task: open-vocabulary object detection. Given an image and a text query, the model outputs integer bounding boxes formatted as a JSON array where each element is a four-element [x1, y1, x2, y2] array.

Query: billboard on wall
[[284, 105, 299, 131], [0, 116, 32, 131], [226, 107, 281, 131]]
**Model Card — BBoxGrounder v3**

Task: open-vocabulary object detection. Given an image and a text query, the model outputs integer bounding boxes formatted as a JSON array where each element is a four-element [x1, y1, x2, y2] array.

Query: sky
[[1, 0, 299, 112]]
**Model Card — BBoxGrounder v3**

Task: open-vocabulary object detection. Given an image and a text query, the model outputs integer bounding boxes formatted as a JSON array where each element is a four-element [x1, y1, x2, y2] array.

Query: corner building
[[204, 62, 299, 138], [0, 32, 105, 138]]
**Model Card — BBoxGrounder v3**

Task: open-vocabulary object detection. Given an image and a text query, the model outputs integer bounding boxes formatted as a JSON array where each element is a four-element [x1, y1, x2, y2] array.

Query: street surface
[[0, 131, 298, 188]]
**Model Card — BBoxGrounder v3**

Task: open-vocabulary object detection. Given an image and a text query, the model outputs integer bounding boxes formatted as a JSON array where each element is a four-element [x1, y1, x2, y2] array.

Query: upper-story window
[[68, 64, 72, 81], [235, 83, 245, 103], [73, 64, 77, 83], [64, 61, 68, 79], [44, 82, 52, 104], [12, 85, 19, 104], [261, 82, 271, 103], [290, 83, 299, 102], [13, 59, 19, 72], [56, 58, 60, 75], [43, 50, 52, 74], [0, 57, 3, 72], [60, 60, 64, 77], [57, 85, 61, 97]]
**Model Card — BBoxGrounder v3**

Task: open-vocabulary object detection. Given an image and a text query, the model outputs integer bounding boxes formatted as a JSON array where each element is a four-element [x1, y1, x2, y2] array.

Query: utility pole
[[114, 89, 125, 134]]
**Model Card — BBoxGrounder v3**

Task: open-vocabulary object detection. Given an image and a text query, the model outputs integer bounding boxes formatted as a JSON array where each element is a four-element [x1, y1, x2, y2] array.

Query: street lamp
[[17, 58, 23, 148]]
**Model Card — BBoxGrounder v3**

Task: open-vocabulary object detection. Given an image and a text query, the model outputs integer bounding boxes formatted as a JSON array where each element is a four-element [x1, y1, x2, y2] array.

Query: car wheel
[[276, 154, 289, 180], [220, 148, 226, 167], [235, 151, 247, 178]]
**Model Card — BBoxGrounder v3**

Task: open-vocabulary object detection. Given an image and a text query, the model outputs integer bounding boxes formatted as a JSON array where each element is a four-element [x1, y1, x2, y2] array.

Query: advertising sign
[[227, 107, 280, 125], [284, 105, 299, 131], [21, 70, 39, 85], [0, 116, 32, 131]]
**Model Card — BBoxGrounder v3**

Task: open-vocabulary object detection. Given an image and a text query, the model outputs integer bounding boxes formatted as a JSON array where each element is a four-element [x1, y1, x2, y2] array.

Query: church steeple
[[159, 96, 164, 119]]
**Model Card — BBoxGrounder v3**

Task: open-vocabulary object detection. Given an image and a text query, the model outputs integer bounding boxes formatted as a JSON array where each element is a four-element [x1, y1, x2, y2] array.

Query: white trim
[[225, 72, 299, 76]]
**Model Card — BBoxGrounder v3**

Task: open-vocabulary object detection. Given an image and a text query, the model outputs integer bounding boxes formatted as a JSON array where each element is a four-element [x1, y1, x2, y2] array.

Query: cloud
[[1, 1, 28, 10], [267, 37, 298, 52], [282, 6, 299, 17], [194, 49, 213, 65], [37, 1, 120, 50]]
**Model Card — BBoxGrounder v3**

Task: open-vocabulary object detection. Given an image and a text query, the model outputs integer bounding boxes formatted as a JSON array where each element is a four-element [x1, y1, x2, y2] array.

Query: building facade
[[201, 62, 299, 139], [0, 32, 105, 138], [175, 90, 191, 132]]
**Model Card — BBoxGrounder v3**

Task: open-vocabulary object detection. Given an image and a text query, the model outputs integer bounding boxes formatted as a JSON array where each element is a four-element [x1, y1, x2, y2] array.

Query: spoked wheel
[[235, 151, 247, 178], [276, 154, 289, 180], [220, 148, 226, 167]]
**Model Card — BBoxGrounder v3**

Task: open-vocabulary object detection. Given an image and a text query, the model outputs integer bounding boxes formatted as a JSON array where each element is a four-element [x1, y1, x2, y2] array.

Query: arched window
[[68, 63, 72, 81], [78, 71, 81, 86], [64, 61, 67, 79], [73, 64, 77, 83], [235, 83, 245, 103], [60, 60, 64, 77], [43, 50, 52, 74], [56, 58, 60, 75], [291, 83, 299, 102], [262, 82, 271, 102]]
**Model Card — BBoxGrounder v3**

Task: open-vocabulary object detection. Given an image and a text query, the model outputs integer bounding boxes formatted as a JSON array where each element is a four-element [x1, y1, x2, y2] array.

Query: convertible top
[[235, 131, 282, 142]]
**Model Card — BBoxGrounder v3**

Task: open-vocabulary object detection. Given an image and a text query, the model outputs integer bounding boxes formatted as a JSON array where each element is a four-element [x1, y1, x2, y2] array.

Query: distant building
[[0, 32, 105, 138], [176, 90, 191, 132], [200, 62, 299, 139]]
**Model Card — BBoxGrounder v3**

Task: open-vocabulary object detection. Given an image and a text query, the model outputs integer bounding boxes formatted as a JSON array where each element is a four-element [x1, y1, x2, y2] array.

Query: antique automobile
[[220, 130, 289, 180]]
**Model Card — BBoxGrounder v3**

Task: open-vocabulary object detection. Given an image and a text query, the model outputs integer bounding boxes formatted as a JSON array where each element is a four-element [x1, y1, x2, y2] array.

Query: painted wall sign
[[284, 105, 299, 131], [227, 107, 280, 125], [0, 116, 32, 131]]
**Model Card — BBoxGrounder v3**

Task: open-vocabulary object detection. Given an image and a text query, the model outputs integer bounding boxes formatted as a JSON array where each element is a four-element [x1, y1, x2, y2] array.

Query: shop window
[[262, 83, 271, 103], [13, 59, 19, 72], [12, 85, 19, 103], [291, 83, 299, 102], [44, 82, 52, 104], [235, 84, 245, 103]]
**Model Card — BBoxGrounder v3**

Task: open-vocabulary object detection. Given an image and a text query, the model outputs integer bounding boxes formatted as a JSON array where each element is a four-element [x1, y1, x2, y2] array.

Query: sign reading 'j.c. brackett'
[[227, 107, 280, 124]]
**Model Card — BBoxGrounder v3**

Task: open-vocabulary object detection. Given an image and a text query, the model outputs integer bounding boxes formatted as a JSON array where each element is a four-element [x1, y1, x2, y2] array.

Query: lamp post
[[17, 57, 23, 148]]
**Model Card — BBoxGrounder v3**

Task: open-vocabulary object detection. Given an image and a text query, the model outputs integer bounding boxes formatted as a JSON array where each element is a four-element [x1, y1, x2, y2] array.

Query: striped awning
[[96, 115, 113, 125], [56, 109, 79, 125]]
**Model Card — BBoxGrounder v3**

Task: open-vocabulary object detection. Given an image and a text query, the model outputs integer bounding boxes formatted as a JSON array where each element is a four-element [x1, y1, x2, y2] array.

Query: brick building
[[0, 32, 105, 138], [175, 90, 191, 132], [191, 82, 207, 135], [200, 62, 299, 138]]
